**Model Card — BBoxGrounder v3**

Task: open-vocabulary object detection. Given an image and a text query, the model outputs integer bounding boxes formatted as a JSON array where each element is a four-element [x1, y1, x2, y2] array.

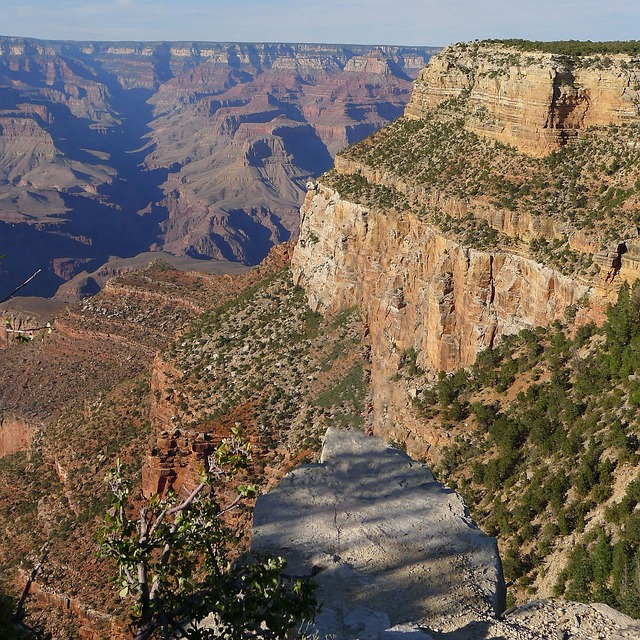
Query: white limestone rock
[[251, 427, 505, 638]]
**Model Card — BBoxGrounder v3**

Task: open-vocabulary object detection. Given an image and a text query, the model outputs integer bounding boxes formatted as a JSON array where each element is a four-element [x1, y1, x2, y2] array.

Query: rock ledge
[[252, 427, 505, 638]]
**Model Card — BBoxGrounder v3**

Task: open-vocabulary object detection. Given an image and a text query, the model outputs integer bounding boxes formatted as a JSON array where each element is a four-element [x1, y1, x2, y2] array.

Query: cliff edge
[[252, 427, 640, 639], [252, 427, 505, 638], [406, 41, 640, 156], [292, 41, 640, 451]]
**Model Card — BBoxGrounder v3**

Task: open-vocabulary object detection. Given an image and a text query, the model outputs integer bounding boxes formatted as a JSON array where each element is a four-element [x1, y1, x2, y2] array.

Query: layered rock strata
[[330, 154, 638, 286], [252, 427, 505, 638], [0, 37, 437, 297], [406, 42, 640, 156], [292, 184, 592, 450], [292, 42, 640, 451], [0, 416, 35, 457]]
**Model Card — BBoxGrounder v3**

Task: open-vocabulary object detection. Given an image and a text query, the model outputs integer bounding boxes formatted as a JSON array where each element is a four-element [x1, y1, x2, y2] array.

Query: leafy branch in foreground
[[99, 431, 317, 640]]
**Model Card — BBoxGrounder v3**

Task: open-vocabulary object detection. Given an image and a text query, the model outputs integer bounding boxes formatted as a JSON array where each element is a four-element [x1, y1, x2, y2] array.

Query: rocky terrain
[[289, 39, 640, 624], [0, 244, 374, 637], [253, 427, 505, 638], [2, 39, 640, 639], [293, 40, 640, 449], [0, 37, 437, 297], [253, 428, 640, 640]]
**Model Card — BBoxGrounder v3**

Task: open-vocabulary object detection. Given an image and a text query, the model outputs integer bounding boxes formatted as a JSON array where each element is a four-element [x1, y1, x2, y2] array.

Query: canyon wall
[[0, 37, 437, 298], [0, 416, 35, 457], [406, 42, 640, 156], [293, 42, 640, 451], [292, 185, 593, 452]]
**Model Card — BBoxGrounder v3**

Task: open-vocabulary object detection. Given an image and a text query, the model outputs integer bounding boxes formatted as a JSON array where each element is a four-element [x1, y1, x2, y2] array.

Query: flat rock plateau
[[253, 427, 505, 638]]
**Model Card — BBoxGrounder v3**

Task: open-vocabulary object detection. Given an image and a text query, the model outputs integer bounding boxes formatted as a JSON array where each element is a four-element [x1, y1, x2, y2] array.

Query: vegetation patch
[[167, 268, 370, 456], [486, 39, 640, 58], [411, 281, 640, 616], [332, 96, 640, 262]]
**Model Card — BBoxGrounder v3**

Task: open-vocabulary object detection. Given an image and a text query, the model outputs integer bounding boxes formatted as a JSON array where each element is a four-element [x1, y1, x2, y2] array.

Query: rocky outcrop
[[144, 356, 218, 496], [344, 52, 394, 74], [253, 427, 640, 640], [141, 426, 216, 497], [406, 42, 640, 156], [0, 416, 35, 457], [252, 427, 505, 638]]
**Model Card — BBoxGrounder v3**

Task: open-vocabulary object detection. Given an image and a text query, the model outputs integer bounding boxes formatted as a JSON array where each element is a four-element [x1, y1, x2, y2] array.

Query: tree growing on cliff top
[[98, 431, 317, 640]]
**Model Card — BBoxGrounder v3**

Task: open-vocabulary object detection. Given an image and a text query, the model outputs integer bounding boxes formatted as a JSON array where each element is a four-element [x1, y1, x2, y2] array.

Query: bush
[[99, 438, 317, 640]]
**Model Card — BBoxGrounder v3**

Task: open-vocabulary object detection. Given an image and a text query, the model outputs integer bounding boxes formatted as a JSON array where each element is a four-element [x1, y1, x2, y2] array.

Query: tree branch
[[218, 493, 243, 517], [0, 269, 42, 305], [14, 543, 48, 623], [148, 481, 206, 540], [137, 507, 150, 614], [149, 482, 209, 602]]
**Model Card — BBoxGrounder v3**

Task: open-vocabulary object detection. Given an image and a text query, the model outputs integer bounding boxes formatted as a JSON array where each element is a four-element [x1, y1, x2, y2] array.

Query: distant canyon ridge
[[0, 36, 437, 298]]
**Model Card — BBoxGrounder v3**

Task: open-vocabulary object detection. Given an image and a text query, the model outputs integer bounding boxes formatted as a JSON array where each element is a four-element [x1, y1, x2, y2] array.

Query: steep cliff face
[[0, 416, 35, 457], [292, 42, 640, 451], [406, 42, 640, 156], [292, 185, 593, 451]]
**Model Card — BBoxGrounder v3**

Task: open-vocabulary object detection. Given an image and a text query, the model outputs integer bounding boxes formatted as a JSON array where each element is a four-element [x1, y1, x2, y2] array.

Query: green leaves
[[98, 433, 317, 639], [238, 484, 257, 498]]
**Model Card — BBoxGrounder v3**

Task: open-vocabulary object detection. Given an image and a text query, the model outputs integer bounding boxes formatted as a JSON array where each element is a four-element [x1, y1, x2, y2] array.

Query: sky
[[1, 0, 639, 47]]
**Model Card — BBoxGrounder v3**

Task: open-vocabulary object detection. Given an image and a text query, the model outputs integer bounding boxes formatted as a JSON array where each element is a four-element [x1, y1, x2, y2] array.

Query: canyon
[[0, 36, 436, 298], [1, 39, 640, 638], [288, 40, 640, 620]]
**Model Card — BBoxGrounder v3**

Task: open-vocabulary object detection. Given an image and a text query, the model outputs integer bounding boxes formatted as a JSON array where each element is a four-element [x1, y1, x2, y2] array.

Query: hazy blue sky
[[1, 0, 639, 46]]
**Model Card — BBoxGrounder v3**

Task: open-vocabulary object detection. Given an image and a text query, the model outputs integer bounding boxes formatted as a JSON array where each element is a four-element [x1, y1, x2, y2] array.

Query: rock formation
[[405, 42, 640, 156], [252, 427, 505, 638], [292, 41, 640, 452], [291, 182, 595, 452], [0, 37, 437, 298], [253, 427, 640, 639], [0, 415, 35, 457]]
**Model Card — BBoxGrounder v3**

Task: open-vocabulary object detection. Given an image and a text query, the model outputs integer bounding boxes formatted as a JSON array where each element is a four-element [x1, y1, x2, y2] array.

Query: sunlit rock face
[[292, 184, 591, 453], [406, 42, 640, 157]]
